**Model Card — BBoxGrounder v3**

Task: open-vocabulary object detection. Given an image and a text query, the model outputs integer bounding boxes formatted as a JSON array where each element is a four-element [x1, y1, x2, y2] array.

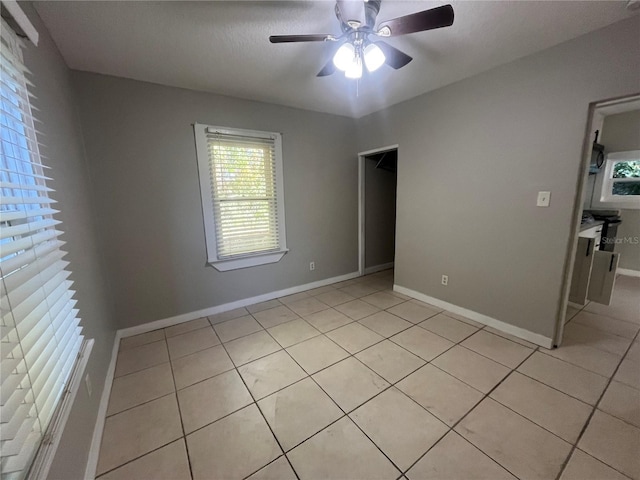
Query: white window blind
[[1, 19, 83, 479], [194, 124, 287, 271]]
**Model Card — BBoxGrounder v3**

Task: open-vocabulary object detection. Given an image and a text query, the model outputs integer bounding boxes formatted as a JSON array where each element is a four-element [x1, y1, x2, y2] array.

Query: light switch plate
[[537, 191, 551, 207]]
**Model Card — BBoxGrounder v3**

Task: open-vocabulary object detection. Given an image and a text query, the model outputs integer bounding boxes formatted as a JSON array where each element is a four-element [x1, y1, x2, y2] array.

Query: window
[[1, 18, 86, 479], [600, 151, 640, 206], [194, 124, 287, 271]]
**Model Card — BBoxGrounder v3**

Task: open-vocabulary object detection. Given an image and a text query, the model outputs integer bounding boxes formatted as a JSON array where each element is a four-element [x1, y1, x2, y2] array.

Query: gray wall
[[365, 155, 397, 269], [19, 4, 117, 479], [600, 110, 640, 271], [72, 72, 359, 328], [356, 17, 640, 339]]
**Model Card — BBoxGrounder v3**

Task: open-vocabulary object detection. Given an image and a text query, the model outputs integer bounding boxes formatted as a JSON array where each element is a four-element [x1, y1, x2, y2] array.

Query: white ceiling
[[34, 1, 637, 118]]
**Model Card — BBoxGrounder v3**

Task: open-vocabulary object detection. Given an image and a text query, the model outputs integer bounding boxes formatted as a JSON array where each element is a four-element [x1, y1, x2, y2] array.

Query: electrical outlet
[[309, 261, 315, 271], [441, 275, 449, 286], [85, 374, 92, 397]]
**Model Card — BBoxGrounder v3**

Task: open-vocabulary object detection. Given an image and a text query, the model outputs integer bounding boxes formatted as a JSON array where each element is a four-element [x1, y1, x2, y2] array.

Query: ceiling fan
[[269, 0, 454, 79]]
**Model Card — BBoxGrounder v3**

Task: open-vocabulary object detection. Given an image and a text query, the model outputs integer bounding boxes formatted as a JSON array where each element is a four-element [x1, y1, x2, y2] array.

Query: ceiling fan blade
[[317, 58, 337, 77], [317, 41, 345, 77], [376, 4, 454, 37], [375, 41, 413, 69], [269, 34, 334, 43]]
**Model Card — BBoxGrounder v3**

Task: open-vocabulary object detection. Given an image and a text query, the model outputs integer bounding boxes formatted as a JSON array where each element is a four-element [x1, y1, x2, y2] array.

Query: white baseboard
[[84, 331, 122, 480], [364, 262, 394, 275], [394, 284, 554, 349], [567, 301, 586, 309], [618, 268, 640, 278], [119, 270, 360, 339]]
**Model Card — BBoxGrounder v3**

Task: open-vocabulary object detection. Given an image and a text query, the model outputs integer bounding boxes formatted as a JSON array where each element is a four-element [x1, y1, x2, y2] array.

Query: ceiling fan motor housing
[[364, 0, 382, 28]]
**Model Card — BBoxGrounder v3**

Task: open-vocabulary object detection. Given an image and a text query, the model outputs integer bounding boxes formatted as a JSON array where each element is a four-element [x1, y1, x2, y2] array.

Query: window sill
[[598, 198, 640, 209], [208, 250, 288, 271]]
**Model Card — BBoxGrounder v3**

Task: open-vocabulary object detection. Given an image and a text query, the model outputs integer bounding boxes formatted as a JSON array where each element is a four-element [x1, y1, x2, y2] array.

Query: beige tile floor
[[96, 271, 640, 480]]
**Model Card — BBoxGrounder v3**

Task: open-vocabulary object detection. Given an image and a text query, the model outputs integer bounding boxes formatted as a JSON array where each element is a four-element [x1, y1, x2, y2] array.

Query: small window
[[600, 151, 640, 206], [194, 124, 287, 271]]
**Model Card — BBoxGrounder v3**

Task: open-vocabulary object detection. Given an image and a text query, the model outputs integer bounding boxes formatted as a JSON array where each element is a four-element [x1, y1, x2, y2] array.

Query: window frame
[[194, 123, 288, 271], [599, 150, 640, 208]]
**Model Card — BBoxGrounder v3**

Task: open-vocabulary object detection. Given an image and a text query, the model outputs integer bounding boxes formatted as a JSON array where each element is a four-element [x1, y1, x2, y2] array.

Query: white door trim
[[357, 144, 399, 276], [556, 93, 640, 347]]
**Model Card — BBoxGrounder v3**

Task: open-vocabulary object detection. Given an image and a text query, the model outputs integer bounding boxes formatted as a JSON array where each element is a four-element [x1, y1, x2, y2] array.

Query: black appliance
[[589, 130, 605, 175], [586, 209, 623, 252]]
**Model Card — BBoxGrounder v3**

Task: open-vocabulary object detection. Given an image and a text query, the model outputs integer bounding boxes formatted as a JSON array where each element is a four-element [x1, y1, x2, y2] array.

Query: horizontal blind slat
[[0, 218, 59, 240], [0, 207, 58, 223], [0, 414, 38, 458], [0, 239, 65, 276], [0, 383, 30, 422], [1, 431, 41, 474], [0, 368, 28, 405], [0, 228, 63, 258]]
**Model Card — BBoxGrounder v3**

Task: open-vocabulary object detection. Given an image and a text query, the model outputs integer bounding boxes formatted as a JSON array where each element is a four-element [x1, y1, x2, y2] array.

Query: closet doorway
[[358, 145, 398, 277]]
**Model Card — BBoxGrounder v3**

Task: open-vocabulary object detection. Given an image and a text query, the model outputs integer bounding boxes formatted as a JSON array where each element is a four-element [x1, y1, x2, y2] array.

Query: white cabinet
[[579, 225, 603, 249], [588, 250, 620, 304], [569, 227, 619, 306]]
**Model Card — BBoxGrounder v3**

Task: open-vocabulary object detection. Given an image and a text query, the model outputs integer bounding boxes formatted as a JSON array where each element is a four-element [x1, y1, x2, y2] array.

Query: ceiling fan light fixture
[[364, 43, 386, 72], [333, 42, 355, 71], [345, 55, 363, 79]]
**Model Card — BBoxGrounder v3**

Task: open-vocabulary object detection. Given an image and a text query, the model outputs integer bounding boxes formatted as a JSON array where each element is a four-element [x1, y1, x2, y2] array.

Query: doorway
[[555, 94, 640, 346], [358, 145, 399, 278]]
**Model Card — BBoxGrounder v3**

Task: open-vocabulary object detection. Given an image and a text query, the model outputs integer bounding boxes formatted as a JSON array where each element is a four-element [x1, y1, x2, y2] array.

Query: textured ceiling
[[34, 1, 637, 118]]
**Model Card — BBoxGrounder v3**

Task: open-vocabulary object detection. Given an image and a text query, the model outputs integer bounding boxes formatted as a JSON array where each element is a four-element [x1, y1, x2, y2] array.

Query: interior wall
[[356, 16, 640, 340], [599, 110, 640, 271], [19, 4, 118, 479], [364, 152, 397, 269], [72, 72, 359, 329]]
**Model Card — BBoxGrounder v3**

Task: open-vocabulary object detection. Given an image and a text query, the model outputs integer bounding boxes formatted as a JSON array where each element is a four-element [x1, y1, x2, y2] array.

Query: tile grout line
[[553, 326, 640, 480], [514, 353, 620, 407], [95, 438, 187, 478], [265, 306, 517, 477], [566, 314, 640, 340], [396, 344, 539, 477], [246, 302, 417, 476], [104, 390, 176, 420], [166, 327, 196, 480], [558, 322, 633, 357], [320, 316, 517, 476], [275, 338, 404, 477], [214, 326, 301, 480], [96, 336, 189, 479]]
